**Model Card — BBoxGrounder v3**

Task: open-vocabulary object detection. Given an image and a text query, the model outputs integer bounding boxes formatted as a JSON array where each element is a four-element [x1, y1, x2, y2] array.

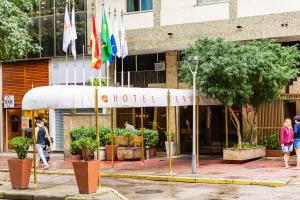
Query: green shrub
[[164, 131, 175, 141], [233, 142, 257, 149], [70, 127, 109, 147], [105, 131, 116, 145], [70, 140, 81, 155], [143, 129, 159, 147], [263, 134, 280, 150], [123, 132, 134, 147], [10, 136, 33, 159], [77, 137, 98, 161]]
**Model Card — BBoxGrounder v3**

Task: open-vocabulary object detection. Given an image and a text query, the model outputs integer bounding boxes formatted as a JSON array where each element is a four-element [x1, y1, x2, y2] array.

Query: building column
[[166, 51, 179, 152], [0, 62, 3, 152], [153, 0, 161, 28], [229, 0, 238, 19]]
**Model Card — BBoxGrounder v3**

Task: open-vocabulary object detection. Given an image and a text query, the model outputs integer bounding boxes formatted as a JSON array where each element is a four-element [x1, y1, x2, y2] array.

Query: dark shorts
[[294, 139, 300, 149]]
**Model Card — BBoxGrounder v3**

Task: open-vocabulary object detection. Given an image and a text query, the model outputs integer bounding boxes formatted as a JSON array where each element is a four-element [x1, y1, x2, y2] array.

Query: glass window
[[55, 1, 85, 14], [127, 0, 152, 12], [27, 18, 40, 58], [116, 56, 136, 72], [198, 0, 227, 5], [41, 16, 54, 57], [40, 0, 54, 16], [137, 54, 157, 71], [74, 12, 86, 56], [55, 14, 65, 56]]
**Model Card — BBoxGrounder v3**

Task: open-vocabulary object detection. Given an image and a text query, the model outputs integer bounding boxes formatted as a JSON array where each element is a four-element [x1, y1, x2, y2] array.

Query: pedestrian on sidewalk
[[280, 118, 294, 169], [293, 116, 300, 170], [35, 119, 52, 170]]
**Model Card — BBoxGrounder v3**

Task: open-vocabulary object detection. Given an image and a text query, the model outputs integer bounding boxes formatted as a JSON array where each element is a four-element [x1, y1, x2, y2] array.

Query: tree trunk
[[228, 107, 242, 147]]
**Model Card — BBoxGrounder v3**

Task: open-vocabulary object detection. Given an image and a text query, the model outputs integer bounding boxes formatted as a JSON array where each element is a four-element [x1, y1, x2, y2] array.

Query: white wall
[[51, 57, 107, 85], [161, 1, 229, 26], [238, 0, 300, 17]]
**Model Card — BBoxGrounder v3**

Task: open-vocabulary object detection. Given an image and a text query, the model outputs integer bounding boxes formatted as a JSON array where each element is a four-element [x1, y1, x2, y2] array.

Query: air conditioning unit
[[154, 62, 165, 71]]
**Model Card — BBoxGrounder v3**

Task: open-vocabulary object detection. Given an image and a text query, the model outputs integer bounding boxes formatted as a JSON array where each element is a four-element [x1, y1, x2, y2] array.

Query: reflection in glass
[[55, 0, 85, 14], [55, 14, 65, 56], [41, 0, 54, 16], [41, 16, 54, 57], [27, 18, 40, 58]]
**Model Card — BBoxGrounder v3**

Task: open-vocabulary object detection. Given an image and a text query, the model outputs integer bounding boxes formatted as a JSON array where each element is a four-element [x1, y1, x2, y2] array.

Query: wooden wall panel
[[2, 60, 49, 108]]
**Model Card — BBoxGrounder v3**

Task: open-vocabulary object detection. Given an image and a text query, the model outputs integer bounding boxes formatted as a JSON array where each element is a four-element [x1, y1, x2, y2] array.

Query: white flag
[[114, 15, 121, 58], [120, 19, 128, 58], [63, 4, 71, 53], [70, 6, 77, 60]]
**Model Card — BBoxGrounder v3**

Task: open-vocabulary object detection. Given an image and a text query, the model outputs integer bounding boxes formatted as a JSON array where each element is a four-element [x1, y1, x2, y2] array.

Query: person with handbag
[[280, 118, 294, 169]]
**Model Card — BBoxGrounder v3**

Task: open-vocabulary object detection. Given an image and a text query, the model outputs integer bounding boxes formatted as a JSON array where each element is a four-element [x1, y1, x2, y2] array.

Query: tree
[[0, 0, 39, 61], [179, 38, 300, 147]]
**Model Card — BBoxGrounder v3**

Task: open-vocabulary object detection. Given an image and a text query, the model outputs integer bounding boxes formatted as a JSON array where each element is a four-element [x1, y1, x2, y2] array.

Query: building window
[[197, 0, 227, 5], [127, 0, 153, 13]]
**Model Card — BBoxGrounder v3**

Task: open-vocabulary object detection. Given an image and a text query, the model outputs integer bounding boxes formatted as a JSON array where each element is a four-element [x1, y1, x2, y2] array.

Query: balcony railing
[[116, 70, 166, 88]]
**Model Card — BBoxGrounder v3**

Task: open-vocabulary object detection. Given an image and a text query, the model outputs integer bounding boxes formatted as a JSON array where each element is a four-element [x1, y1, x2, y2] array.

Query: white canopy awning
[[22, 86, 219, 110]]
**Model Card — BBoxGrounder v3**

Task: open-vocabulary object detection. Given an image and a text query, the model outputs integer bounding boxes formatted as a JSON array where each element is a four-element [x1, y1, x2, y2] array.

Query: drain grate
[[136, 189, 165, 194]]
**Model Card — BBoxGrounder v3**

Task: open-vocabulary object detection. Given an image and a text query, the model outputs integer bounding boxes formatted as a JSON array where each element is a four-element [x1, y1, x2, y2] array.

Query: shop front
[[2, 60, 49, 151]]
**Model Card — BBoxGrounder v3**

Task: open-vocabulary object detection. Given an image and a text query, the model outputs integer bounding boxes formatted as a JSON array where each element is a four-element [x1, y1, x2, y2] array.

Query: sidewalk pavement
[[1, 153, 300, 187], [0, 174, 126, 200]]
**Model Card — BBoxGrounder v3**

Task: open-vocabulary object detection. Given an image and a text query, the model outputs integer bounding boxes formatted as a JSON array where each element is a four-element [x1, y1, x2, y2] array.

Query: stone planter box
[[117, 147, 142, 160], [94, 147, 106, 161], [266, 149, 282, 157], [223, 146, 266, 161]]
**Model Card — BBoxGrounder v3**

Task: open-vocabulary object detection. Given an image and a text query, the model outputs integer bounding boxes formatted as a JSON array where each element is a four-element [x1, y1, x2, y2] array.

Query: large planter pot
[[117, 147, 142, 160], [94, 147, 106, 161], [72, 160, 100, 194], [105, 144, 118, 161], [266, 149, 282, 157], [8, 158, 33, 189], [69, 154, 81, 161], [223, 146, 266, 161], [165, 141, 176, 157]]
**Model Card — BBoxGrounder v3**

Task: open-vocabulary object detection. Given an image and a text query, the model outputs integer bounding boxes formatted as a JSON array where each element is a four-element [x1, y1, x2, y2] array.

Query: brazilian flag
[[101, 11, 113, 63]]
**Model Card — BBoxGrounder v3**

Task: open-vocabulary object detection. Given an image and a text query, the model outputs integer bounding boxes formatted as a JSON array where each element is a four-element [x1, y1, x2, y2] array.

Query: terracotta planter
[[72, 160, 100, 194], [150, 148, 157, 157], [266, 149, 282, 157], [105, 144, 118, 161], [8, 158, 33, 189], [117, 147, 142, 160]]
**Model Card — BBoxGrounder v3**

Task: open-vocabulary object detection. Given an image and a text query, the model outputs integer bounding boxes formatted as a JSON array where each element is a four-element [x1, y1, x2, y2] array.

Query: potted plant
[[69, 140, 81, 160], [223, 142, 266, 161], [117, 131, 142, 160], [8, 136, 33, 189], [164, 131, 176, 157], [72, 137, 99, 194], [144, 129, 159, 157], [263, 133, 281, 157], [105, 130, 118, 161]]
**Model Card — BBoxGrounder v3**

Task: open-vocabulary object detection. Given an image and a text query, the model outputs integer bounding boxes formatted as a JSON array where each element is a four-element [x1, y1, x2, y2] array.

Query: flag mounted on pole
[[63, 3, 71, 53], [120, 16, 128, 58], [101, 11, 113, 63], [108, 12, 117, 64], [114, 13, 121, 58], [70, 5, 77, 60], [90, 15, 102, 70]]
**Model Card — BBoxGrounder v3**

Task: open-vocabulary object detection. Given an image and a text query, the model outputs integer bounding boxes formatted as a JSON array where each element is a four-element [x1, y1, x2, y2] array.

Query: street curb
[[0, 169, 287, 187]]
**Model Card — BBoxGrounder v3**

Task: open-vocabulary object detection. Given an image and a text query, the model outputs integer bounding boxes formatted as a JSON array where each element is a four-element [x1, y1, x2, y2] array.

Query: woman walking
[[280, 118, 294, 169], [35, 119, 52, 170], [294, 116, 300, 170]]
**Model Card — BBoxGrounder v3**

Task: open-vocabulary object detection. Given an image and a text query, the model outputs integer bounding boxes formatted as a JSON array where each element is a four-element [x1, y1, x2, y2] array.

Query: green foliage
[[86, 78, 107, 87], [179, 38, 300, 109], [164, 131, 175, 142], [10, 136, 33, 159], [0, 0, 40, 61], [105, 131, 116, 145], [263, 134, 280, 150], [75, 137, 98, 161], [123, 132, 134, 147], [69, 140, 81, 156], [70, 127, 110, 147], [233, 142, 256, 149], [143, 129, 159, 146]]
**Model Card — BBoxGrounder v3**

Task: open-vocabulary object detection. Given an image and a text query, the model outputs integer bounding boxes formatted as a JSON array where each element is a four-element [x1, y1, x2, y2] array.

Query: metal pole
[[32, 110, 37, 186], [107, 62, 109, 86], [167, 90, 172, 173], [174, 106, 178, 156], [128, 71, 130, 88], [65, 53, 68, 85], [192, 73, 196, 174], [5, 109, 8, 152], [196, 95, 199, 166], [114, 59, 117, 86], [121, 59, 124, 87], [74, 61, 77, 85], [110, 108, 114, 169], [95, 87, 100, 187], [82, 45, 85, 86], [225, 107, 229, 148], [99, 69, 102, 86], [141, 107, 144, 163]]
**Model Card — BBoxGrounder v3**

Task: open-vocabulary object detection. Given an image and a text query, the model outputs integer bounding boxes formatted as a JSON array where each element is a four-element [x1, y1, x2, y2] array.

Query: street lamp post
[[187, 56, 199, 174]]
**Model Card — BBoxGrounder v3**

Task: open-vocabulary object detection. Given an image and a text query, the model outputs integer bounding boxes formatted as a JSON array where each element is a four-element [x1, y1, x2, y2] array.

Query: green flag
[[101, 11, 113, 63]]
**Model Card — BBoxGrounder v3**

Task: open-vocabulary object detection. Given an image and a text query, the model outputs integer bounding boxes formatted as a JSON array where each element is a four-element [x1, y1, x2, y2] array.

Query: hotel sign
[[4, 95, 14, 108]]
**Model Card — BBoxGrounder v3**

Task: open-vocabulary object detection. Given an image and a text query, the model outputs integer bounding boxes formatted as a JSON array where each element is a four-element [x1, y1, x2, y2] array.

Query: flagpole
[[114, 8, 117, 86], [66, 52, 68, 85], [121, 10, 124, 87], [83, 45, 85, 86]]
